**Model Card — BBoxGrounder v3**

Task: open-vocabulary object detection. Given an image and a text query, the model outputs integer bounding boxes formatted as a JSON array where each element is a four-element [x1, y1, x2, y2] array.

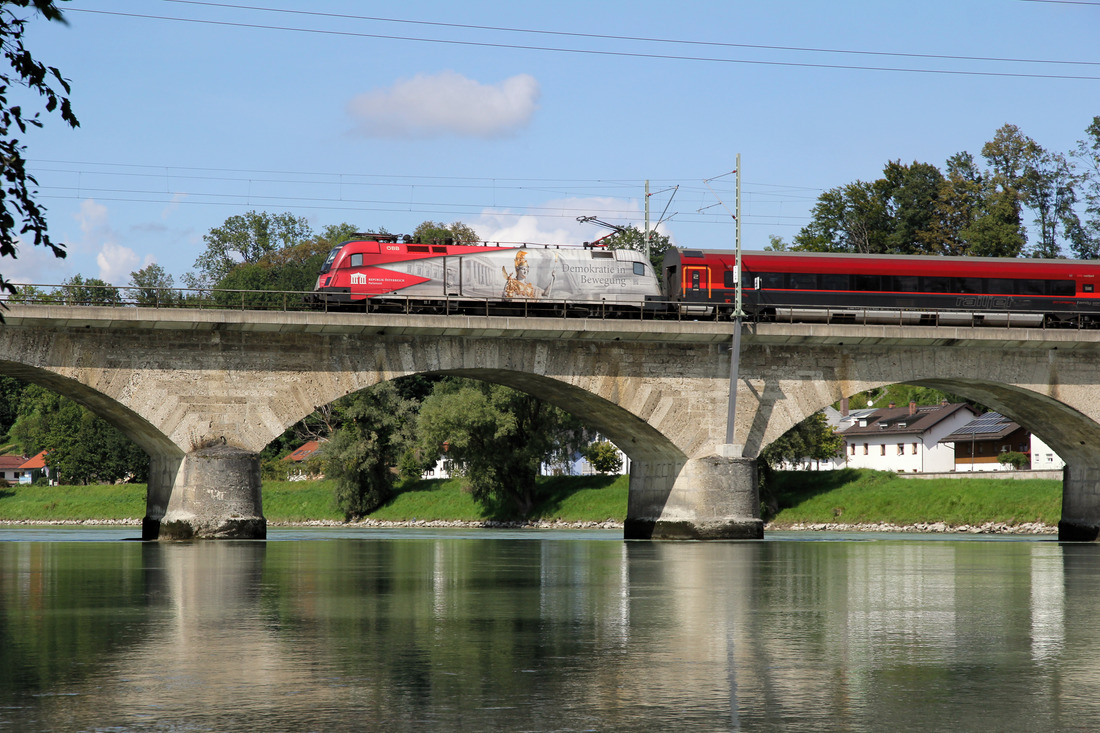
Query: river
[[0, 528, 1097, 732]]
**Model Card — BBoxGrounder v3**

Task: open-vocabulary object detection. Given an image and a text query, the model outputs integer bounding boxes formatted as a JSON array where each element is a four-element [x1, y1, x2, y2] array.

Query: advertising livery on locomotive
[[313, 234, 1100, 326], [312, 234, 660, 311]]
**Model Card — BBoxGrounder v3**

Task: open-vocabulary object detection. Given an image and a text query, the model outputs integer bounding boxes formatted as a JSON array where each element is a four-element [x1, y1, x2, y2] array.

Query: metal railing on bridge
[[1, 284, 1094, 329]]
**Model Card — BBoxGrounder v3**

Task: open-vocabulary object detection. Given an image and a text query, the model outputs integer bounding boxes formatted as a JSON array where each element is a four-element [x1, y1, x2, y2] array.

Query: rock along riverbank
[[0, 519, 1058, 534]]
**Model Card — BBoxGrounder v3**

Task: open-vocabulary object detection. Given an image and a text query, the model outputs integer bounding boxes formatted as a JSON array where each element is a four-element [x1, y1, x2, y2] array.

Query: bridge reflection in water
[[1, 532, 1099, 731]]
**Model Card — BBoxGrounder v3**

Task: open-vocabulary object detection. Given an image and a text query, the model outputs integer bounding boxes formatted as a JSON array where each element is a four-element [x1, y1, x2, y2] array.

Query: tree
[[127, 263, 175, 306], [186, 210, 312, 288], [932, 152, 1025, 258], [59, 274, 121, 305], [323, 381, 417, 519], [0, 1, 79, 304], [412, 220, 480, 245], [415, 379, 585, 517], [1071, 116, 1100, 259], [582, 440, 622, 474], [8, 384, 147, 484], [760, 412, 844, 471], [601, 225, 672, 271]]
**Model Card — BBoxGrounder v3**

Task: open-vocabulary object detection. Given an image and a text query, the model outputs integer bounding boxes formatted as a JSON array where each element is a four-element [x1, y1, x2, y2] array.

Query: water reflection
[[1, 533, 1100, 731]]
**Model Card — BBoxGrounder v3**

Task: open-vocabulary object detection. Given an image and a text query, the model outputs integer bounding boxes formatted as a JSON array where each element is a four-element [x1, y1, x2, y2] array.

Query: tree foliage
[[323, 381, 418, 519], [59, 274, 121, 305], [0, 0, 79, 300], [186, 210, 313, 288], [583, 441, 623, 474], [412, 220, 479, 244], [127, 263, 175, 305], [415, 379, 585, 517], [791, 120, 1100, 260], [601, 225, 672, 271], [761, 412, 844, 470], [8, 384, 147, 484]]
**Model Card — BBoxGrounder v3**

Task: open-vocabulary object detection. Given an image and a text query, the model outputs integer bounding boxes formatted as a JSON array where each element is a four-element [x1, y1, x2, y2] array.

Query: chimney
[[888, 402, 896, 409], [909, 401, 916, 416], [941, 399, 949, 406], [841, 397, 849, 417]]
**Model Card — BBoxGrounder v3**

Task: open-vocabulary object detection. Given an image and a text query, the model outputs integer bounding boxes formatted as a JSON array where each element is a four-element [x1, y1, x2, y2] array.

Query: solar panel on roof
[[955, 412, 1013, 436]]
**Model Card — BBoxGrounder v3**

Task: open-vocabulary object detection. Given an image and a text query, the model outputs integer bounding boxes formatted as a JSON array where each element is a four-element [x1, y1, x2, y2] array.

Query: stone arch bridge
[[3, 304, 1100, 541]]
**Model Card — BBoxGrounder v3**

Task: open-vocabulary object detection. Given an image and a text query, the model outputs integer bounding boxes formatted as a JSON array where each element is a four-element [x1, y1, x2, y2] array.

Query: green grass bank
[[0, 470, 1064, 528], [768, 469, 1062, 527], [0, 474, 630, 524]]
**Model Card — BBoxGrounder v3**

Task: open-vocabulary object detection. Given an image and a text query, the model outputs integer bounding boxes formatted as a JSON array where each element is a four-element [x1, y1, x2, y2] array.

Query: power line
[[64, 5, 1100, 81], [150, 0, 1100, 69]]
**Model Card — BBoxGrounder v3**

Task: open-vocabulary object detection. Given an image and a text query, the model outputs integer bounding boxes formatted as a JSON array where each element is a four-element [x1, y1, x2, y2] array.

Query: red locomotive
[[312, 234, 661, 314]]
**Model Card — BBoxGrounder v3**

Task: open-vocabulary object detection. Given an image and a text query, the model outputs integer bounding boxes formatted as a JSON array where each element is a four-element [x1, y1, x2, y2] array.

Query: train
[[311, 234, 660, 315], [312, 234, 1100, 326]]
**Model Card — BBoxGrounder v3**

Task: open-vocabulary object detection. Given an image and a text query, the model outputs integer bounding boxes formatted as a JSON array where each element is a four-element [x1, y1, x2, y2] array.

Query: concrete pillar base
[[625, 454, 763, 540], [1059, 464, 1100, 542], [624, 517, 764, 540], [1058, 520, 1100, 542], [143, 445, 265, 541]]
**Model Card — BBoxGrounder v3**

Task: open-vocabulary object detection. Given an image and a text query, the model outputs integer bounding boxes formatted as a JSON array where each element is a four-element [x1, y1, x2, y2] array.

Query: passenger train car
[[663, 249, 1100, 326], [312, 234, 661, 313]]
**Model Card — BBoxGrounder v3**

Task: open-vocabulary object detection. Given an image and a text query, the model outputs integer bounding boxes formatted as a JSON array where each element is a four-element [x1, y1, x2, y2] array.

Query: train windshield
[[320, 246, 342, 274]]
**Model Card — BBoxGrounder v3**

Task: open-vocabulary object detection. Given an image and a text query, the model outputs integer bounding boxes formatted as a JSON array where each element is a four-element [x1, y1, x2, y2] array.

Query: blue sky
[[9, 0, 1100, 286]]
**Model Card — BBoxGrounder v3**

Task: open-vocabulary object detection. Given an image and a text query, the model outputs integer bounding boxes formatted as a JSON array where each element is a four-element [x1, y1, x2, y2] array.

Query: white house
[[839, 402, 979, 473], [1030, 434, 1066, 471]]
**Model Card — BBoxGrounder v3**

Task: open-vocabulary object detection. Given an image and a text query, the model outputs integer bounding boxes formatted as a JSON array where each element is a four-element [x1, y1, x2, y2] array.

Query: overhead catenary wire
[[63, 2, 1100, 81]]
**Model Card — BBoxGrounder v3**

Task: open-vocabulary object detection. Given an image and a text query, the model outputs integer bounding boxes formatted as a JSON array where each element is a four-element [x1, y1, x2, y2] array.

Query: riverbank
[[0, 469, 1063, 533]]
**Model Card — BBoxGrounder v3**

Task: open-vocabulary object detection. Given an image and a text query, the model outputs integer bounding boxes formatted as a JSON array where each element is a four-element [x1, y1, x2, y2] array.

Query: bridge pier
[[143, 445, 266, 541], [624, 454, 764, 540], [1059, 464, 1100, 541]]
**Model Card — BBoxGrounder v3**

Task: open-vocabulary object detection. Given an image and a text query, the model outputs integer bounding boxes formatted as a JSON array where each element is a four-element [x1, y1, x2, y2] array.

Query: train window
[[986, 278, 1016, 295], [1049, 280, 1075, 297], [1017, 279, 1045, 296], [923, 277, 950, 293], [432, 246, 447, 253], [760, 273, 786, 289], [634, 262, 646, 276], [789, 273, 818, 290], [954, 277, 983, 294], [681, 250, 704, 259], [321, 246, 342, 273], [350, 253, 363, 268], [820, 274, 848, 290], [724, 270, 736, 288], [891, 275, 919, 292], [853, 274, 880, 291], [592, 251, 614, 259], [408, 245, 430, 253]]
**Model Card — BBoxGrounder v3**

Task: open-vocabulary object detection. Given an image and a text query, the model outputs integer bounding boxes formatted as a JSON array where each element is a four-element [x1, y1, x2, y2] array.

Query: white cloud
[[348, 71, 539, 139], [1, 237, 72, 286], [96, 242, 142, 285], [471, 197, 678, 248], [72, 198, 143, 285]]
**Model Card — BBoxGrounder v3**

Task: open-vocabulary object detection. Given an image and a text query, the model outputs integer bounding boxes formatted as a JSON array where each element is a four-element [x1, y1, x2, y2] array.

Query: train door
[[684, 265, 710, 298]]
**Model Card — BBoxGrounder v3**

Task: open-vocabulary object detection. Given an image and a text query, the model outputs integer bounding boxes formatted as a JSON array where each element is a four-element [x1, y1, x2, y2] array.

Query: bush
[[998, 451, 1031, 470]]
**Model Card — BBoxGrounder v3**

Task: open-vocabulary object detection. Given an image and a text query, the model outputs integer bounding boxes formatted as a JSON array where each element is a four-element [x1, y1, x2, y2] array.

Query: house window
[[912, 443, 918, 454], [863, 443, 869, 455], [850, 444, 856, 456], [897, 444, 904, 456], [880, 445, 886, 456]]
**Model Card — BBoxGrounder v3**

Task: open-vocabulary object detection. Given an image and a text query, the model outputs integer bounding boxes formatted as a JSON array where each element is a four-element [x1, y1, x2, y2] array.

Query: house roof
[[20, 450, 48, 470], [940, 413, 1024, 444], [839, 403, 975, 438], [0, 454, 29, 470], [283, 440, 323, 462]]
